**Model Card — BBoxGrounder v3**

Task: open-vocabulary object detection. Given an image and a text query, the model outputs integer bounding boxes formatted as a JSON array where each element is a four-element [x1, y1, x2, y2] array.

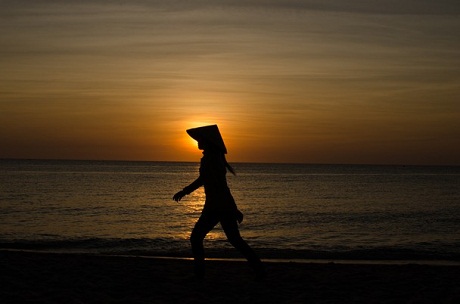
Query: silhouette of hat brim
[[186, 125, 227, 154]]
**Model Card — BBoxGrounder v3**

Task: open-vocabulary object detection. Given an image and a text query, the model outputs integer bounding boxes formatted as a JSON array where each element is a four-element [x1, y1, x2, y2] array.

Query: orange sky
[[1, 1, 459, 165]]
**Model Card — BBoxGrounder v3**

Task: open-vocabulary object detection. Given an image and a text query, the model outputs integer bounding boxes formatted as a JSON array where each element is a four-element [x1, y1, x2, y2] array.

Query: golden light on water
[[174, 188, 226, 241]]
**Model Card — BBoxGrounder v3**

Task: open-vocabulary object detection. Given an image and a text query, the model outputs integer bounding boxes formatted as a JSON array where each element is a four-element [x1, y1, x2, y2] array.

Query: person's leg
[[190, 212, 219, 278], [220, 218, 265, 277]]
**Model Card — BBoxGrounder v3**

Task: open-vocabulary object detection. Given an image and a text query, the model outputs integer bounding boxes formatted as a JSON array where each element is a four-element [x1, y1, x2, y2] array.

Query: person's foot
[[194, 262, 205, 279], [254, 265, 266, 281]]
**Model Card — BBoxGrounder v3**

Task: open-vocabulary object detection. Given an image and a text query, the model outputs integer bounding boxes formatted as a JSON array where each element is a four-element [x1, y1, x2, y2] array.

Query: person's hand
[[236, 209, 244, 224], [173, 190, 186, 202]]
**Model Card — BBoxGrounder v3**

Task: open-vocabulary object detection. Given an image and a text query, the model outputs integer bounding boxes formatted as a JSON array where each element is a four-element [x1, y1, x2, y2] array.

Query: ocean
[[1, 159, 459, 262]]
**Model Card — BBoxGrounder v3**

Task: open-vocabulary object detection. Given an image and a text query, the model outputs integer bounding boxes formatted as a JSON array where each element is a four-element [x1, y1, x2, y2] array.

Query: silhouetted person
[[173, 125, 264, 279]]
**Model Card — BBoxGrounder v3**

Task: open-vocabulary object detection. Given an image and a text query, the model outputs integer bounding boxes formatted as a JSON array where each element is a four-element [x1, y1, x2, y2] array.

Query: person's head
[[186, 125, 235, 175], [197, 139, 220, 153], [187, 125, 227, 154], [197, 139, 206, 151]]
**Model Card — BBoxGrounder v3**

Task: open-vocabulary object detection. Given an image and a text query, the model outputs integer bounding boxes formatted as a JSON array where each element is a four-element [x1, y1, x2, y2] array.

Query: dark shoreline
[[2, 249, 460, 266], [2, 250, 459, 303]]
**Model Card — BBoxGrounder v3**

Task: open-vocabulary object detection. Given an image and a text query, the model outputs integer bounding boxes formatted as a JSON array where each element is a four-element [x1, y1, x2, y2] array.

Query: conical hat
[[186, 124, 227, 154]]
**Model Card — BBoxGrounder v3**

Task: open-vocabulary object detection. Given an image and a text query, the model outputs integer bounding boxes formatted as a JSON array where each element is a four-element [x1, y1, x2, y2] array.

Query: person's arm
[[173, 176, 203, 202]]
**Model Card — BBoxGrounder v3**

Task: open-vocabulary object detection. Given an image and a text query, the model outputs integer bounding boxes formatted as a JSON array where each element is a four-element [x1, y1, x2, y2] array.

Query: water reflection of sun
[[173, 189, 227, 241], [184, 189, 205, 213]]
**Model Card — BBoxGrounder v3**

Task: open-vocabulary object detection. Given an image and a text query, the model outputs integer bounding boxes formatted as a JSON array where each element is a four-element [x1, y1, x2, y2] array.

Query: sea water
[[1, 159, 459, 261]]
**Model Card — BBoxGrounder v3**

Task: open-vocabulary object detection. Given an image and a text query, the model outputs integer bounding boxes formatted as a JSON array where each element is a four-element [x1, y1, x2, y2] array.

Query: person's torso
[[199, 153, 235, 210]]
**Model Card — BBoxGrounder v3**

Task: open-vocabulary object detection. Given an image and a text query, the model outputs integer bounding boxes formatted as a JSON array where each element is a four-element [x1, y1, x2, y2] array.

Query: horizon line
[[1, 157, 459, 168]]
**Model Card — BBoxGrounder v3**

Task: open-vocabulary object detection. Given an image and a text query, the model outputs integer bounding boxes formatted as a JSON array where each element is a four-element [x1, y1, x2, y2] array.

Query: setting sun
[[183, 134, 199, 154], [1, 1, 459, 165]]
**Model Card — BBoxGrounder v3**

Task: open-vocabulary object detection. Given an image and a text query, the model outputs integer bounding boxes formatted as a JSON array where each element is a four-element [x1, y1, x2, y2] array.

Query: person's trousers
[[190, 210, 263, 277]]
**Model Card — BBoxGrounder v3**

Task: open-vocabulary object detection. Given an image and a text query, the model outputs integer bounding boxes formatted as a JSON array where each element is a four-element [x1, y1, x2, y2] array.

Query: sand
[[1, 250, 459, 304]]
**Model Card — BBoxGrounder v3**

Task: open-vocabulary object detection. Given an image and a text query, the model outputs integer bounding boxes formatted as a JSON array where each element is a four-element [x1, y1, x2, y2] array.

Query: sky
[[1, 0, 459, 165]]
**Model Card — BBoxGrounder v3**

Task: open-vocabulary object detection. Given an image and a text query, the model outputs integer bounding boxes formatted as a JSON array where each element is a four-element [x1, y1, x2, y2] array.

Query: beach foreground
[[1, 251, 459, 304]]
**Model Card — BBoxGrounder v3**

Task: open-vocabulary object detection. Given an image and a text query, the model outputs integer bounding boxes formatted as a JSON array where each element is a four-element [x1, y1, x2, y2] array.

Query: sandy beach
[[1, 250, 459, 303]]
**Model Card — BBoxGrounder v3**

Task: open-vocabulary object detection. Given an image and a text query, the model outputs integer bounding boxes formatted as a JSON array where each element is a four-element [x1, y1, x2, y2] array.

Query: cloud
[[252, 0, 460, 15], [138, 0, 460, 15], [2, 0, 459, 17]]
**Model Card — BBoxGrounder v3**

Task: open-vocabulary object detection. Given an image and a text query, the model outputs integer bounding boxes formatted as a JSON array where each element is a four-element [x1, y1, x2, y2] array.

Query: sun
[[186, 135, 198, 150], [177, 118, 227, 156], [179, 121, 207, 153]]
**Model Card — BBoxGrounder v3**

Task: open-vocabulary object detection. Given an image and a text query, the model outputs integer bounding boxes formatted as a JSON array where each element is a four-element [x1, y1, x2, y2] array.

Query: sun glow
[[180, 118, 225, 154], [185, 135, 199, 152]]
